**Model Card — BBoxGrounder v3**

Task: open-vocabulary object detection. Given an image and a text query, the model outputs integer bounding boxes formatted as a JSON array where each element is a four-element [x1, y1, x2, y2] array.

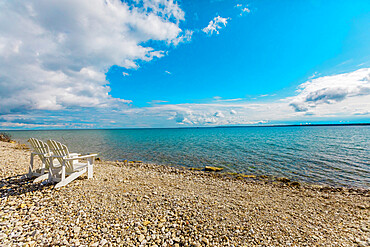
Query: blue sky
[[0, 0, 369, 129], [109, 0, 370, 105]]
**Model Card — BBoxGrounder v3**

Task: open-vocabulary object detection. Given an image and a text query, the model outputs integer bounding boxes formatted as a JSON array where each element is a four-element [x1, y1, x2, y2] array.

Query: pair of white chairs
[[26, 138, 97, 188]]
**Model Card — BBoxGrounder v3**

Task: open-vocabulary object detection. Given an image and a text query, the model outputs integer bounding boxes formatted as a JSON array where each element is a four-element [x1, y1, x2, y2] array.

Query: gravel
[[0, 141, 369, 246]]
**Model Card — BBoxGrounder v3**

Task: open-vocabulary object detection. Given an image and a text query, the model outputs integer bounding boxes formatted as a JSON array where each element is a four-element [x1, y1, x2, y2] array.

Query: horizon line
[[2, 122, 370, 132]]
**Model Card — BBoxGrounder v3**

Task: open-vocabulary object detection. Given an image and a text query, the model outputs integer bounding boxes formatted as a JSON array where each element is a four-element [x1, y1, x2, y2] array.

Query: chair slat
[[47, 140, 73, 173], [28, 138, 53, 168]]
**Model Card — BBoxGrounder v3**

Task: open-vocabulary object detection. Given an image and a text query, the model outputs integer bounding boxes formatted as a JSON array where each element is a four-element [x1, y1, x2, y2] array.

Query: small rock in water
[[243, 174, 256, 178], [289, 181, 301, 187], [277, 177, 291, 183], [205, 166, 223, 172]]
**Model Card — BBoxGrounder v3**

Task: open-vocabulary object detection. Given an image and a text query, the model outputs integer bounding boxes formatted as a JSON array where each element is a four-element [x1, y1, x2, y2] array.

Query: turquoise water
[[6, 126, 370, 188]]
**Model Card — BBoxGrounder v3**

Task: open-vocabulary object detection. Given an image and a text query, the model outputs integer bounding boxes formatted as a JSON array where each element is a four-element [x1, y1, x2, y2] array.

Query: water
[[5, 126, 370, 188]]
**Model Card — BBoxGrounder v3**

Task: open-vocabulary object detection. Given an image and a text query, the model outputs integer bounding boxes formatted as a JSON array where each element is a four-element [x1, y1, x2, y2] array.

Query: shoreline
[[117, 160, 370, 192], [7, 138, 370, 191], [5, 129, 369, 190], [1, 141, 369, 246]]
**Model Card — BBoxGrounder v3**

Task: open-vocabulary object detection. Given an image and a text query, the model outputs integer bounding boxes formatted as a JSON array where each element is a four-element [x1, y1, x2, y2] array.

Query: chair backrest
[[47, 140, 74, 173], [28, 138, 53, 168]]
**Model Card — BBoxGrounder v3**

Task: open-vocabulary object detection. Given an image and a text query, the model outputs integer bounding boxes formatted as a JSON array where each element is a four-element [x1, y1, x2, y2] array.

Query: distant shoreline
[[2, 122, 370, 131]]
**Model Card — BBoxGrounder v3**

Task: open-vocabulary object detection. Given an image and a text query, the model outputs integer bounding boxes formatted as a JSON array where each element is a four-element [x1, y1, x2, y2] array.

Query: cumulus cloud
[[0, 0, 187, 114], [202, 16, 229, 35], [288, 68, 370, 112]]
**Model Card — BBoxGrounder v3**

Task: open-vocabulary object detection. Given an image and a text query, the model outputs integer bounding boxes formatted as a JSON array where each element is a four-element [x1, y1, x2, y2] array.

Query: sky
[[0, 0, 370, 129]]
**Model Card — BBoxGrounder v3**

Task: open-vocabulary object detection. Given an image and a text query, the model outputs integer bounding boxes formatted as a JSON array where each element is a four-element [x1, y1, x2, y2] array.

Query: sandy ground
[[0, 141, 369, 246]]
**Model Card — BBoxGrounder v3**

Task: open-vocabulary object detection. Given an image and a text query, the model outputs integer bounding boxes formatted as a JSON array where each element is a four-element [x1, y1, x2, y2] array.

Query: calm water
[[6, 126, 370, 188]]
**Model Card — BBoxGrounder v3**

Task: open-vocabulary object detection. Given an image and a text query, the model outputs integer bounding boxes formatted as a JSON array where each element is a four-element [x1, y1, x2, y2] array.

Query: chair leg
[[48, 157, 53, 183], [41, 159, 46, 175], [26, 153, 35, 178], [55, 168, 86, 189], [87, 157, 94, 179], [61, 161, 66, 181], [33, 173, 49, 183]]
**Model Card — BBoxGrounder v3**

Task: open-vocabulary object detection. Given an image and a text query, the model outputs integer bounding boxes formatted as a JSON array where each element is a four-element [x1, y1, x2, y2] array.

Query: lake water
[[6, 126, 370, 188]]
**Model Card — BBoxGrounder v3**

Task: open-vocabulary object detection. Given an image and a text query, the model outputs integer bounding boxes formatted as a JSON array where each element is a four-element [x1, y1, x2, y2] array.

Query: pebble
[[361, 226, 369, 232], [100, 239, 108, 246], [138, 234, 145, 242], [201, 237, 209, 245], [30, 230, 39, 237], [73, 226, 81, 234]]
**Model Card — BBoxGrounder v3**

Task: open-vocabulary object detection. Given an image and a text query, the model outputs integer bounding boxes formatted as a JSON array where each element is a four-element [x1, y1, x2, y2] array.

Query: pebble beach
[[0, 141, 369, 246]]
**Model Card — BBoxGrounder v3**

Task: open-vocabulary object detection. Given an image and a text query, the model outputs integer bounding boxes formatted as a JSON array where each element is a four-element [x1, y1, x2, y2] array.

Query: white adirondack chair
[[47, 140, 97, 188], [26, 138, 60, 183]]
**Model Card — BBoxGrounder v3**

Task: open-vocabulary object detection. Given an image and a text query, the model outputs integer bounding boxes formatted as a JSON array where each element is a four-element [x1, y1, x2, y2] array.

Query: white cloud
[[202, 16, 229, 35], [0, 0, 187, 114], [214, 97, 243, 102], [235, 3, 251, 16], [241, 8, 251, 15], [288, 68, 370, 112], [165, 71, 171, 74], [172, 29, 193, 46], [148, 100, 168, 104], [122, 72, 130, 77], [214, 111, 225, 118]]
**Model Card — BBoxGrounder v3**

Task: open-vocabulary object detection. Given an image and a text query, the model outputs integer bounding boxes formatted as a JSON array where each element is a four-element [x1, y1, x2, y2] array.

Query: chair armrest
[[50, 155, 68, 159], [32, 152, 52, 157], [65, 153, 98, 161]]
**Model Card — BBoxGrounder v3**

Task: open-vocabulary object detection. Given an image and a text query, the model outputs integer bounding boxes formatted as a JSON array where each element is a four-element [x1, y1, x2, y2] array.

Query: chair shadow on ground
[[0, 175, 55, 197]]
